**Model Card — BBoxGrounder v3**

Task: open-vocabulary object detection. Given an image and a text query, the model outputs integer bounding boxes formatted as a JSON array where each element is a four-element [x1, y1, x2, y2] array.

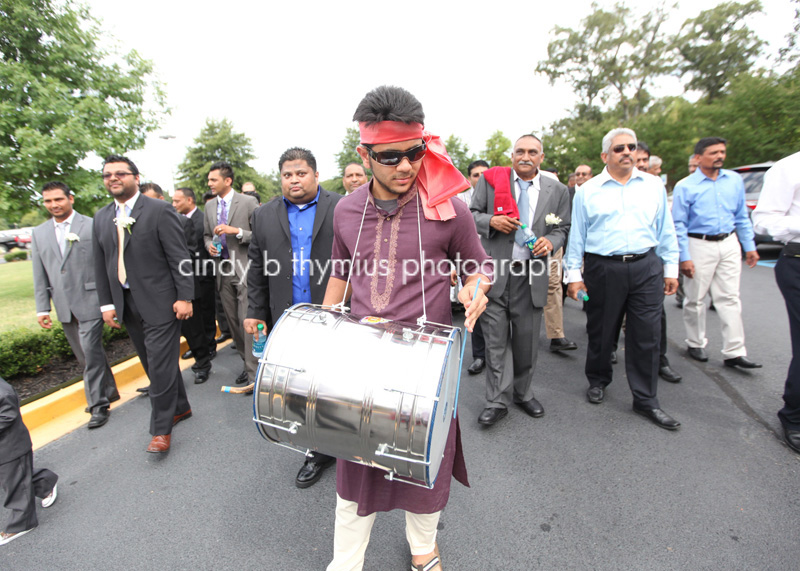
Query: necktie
[[117, 205, 128, 285], [515, 179, 532, 247], [56, 222, 67, 256], [218, 199, 229, 259]]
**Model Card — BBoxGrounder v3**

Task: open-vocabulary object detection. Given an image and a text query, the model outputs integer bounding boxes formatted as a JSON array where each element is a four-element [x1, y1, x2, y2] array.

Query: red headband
[[357, 121, 468, 221]]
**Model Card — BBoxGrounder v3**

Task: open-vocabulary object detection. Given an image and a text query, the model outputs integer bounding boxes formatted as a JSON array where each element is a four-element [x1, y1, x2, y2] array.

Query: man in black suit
[[173, 187, 217, 384], [0, 376, 58, 545], [244, 147, 340, 489], [93, 155, 194, 454]]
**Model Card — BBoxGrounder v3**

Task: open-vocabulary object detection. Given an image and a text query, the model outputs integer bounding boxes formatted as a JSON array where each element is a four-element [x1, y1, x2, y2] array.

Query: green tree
[[780, 0, 800, 64], [674, 1, 765, 101], [482, 131, 512, 167], [0, 0, 165, 219], [443, 135, 476, 176], [334, 127, 363, 175], [176, 118, 277, 200]]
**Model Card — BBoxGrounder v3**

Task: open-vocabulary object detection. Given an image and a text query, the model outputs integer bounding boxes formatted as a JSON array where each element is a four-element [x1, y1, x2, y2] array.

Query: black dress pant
[[612, 306, 670, 367], [471, 317, 486, 360], [0, 452, 57, 533], [123, 290, 191, 436], [776, 254, 800, 430], [182, 278, 217, 373], [584, 250, 663, 408]]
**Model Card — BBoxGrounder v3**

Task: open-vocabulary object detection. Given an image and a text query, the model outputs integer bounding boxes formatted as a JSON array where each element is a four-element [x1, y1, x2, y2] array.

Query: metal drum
[[253, 304, 462, 489]]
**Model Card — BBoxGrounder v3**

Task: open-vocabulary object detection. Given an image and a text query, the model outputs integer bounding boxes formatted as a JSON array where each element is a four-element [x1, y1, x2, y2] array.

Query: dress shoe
[[194, 370, 209, 384], [550, 337, 578, 352], [181, 349, 193, 360], [136, 386, 150, 394], [235, 370, 248, 384], [783, 426, 800, 454], [633, 407, 681, 430], [478, 407, 508, 426], [724, 356, 762, 369], [467, 358, 485, 375], [587, 386, 604, 404], [209, 349, 217, 361], [659, 365, 682, 383], [41, 484, 57, 508], [687, 347, 708, 362], [517, 398, 544, 418], [610, 351, 617, 365], [88, 407, 110, 429], [172, 409, 192, 426], [146, 434, 171, 453], [215, 332, 232, 343], [295, 457, 336, 489]]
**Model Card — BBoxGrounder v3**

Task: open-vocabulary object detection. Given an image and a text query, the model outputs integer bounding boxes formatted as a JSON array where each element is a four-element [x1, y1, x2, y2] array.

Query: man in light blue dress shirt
[[672, 137, 761, 369], [566, 128, 681, 430]]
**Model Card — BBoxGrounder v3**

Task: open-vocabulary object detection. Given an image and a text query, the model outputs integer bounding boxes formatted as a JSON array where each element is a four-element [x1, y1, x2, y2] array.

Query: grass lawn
[[0, 260, 39, 335]]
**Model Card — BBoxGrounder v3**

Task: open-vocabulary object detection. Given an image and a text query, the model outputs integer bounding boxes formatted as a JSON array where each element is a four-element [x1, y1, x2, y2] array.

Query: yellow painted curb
[[22, 337, 230, 451]]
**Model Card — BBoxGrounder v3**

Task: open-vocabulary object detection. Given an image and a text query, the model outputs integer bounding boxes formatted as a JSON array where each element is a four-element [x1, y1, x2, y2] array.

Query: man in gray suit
[[471, 134, 571, 426], [203, 161, 260, 386], [244, 147, 340, 488], [31, 181, 119, 429]]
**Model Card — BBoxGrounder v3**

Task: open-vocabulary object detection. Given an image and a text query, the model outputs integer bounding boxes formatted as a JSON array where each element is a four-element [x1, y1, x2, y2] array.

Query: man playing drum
[[322, 86, 492, 571]]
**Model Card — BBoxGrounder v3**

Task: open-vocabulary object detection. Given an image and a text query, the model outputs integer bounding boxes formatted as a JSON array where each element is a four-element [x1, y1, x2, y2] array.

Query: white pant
[[326, 495, 440, 571], [682, 234, 747, 358]]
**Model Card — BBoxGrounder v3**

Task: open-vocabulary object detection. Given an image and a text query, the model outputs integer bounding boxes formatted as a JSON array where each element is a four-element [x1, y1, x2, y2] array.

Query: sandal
[[411, 543, 442, 571]]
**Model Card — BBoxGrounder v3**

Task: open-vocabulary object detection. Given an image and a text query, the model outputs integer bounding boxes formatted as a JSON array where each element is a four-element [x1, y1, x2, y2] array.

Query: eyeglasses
[[610, 143, 637, 154], [102, 171, 134, 180], [363, 143, 427, 166]]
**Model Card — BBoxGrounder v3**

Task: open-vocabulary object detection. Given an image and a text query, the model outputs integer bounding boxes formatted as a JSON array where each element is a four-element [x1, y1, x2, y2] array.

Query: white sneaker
[[0, 527, 35, 546], [42, 484, 57, 508]]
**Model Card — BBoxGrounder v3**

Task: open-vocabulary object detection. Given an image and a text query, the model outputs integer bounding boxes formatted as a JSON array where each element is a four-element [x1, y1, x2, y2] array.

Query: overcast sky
[[84, 0, 796, 188]]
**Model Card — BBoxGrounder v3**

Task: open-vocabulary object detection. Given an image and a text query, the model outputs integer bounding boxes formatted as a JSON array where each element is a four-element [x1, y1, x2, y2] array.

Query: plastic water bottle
[[211, 236, 222, 257], [576, 289, 590, 302], [520, 224, 538, 252], [252, 323, 267, 357]]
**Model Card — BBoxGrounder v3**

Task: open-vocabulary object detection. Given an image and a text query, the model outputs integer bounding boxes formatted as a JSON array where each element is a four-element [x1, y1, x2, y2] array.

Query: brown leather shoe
[[146, 434, 171, 453], [172, 409, 193, 426]]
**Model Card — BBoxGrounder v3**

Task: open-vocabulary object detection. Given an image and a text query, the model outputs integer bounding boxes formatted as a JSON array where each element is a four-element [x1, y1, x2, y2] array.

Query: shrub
[[4, 249, 29, 262], [0, 322, 129, 378]]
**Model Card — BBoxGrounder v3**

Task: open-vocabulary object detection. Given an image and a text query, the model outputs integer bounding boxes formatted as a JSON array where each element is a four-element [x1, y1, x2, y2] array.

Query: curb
[[22, 338, 202, 451]]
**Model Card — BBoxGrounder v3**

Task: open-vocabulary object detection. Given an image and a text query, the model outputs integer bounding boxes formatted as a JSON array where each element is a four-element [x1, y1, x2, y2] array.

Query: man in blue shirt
[[566, 128, 681, 430], [245, 147, 341, 488], [672, 137, 761, 369]]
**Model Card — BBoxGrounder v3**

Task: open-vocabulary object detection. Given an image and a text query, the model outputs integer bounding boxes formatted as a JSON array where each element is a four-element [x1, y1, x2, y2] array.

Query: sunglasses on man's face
[[611, 143, 637, 154], [364, 142, 427, 166]]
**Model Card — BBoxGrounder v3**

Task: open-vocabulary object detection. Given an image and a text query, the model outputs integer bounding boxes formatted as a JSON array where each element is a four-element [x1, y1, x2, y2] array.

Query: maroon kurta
[[331, 182, 492, 516]]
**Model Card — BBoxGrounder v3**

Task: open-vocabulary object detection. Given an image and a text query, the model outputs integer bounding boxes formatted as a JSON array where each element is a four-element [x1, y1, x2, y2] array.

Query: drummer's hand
[[458, 283, 488, 333], [244, 318, 266, 339]]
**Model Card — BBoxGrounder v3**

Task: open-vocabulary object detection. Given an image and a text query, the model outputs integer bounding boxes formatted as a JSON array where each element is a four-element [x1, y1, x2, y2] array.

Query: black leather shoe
[[235, 370, 248, 384], [517, 398, 544, 418], [659, 365, 682, 383], [295, 457, 336, 489], [687, 347, 708, 362], [633, 407, 681, 430], [478, 407, 508, 426], [209, 349, 217, 361], [550, 337, 578, 352], [587, 386, 604, 404], [136, 386, 150, 394], [195, 370, 210, 384], [88, 407, 109, 429], [215, 333, 232, 343], [610, 351, 618, 365], [181, 349, 193, 360], [783, 426, 800, 454], [467, 358, 485, 375], [724, 356, 762, 369]]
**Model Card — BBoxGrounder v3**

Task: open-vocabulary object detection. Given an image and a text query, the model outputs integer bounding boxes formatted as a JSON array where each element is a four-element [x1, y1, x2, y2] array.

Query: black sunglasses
[[610, 143, 637, 154], [363, 142, 427, 166]]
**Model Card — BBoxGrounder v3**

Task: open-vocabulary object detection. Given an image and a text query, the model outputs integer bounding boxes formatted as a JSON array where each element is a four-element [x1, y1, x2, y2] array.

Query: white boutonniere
[[65, 232, 80, 243], [114, 216, 136, 234], [545, 213, 562, 226]]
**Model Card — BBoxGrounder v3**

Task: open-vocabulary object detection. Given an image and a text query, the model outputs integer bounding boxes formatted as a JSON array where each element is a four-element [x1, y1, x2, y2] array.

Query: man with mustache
[[672, 137, 762, 369], [471, 134, 571, 426]]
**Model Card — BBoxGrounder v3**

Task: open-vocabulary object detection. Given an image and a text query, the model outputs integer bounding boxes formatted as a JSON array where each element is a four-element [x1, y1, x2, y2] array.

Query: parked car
[[0, 230, 32, 253], [732, 162, 778, 245]]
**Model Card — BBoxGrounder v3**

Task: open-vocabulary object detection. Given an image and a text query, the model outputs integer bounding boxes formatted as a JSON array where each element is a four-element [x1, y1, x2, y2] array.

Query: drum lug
[[382, 387, 439, 400], [375, 443, 431, 466], [253, 417, 302, 435], [402, 328, 414, 341], [384, 471, 434, 489]]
